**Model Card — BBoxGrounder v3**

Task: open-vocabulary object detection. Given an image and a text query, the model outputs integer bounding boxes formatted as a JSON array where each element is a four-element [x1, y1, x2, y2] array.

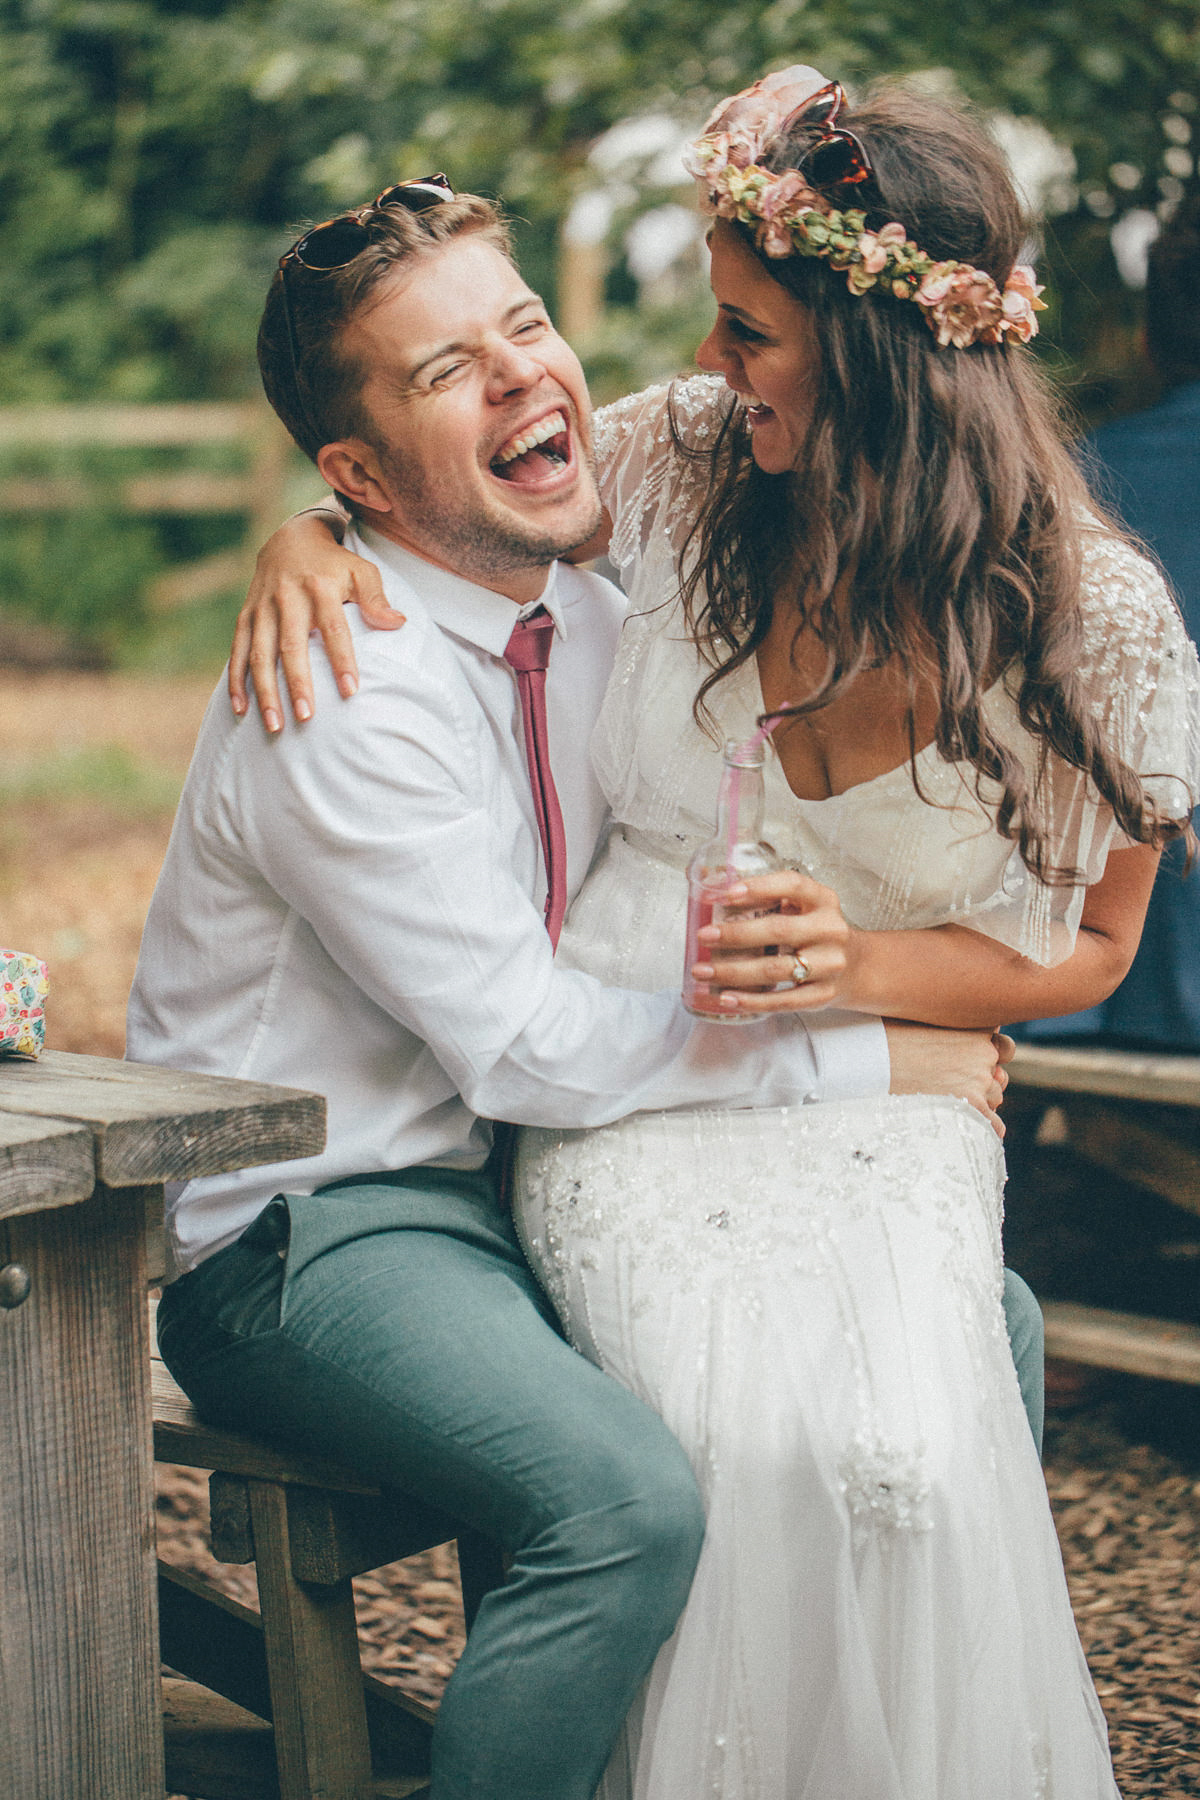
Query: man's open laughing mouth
[[489, 410, 574, 487]]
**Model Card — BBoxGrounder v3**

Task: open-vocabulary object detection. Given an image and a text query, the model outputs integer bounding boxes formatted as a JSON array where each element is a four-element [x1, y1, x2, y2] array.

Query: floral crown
[[683, 67, 1047, 350]]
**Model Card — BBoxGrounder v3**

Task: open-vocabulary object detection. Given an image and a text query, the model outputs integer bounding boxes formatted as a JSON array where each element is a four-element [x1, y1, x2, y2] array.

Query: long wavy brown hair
[[676, 88, 1190, 882]]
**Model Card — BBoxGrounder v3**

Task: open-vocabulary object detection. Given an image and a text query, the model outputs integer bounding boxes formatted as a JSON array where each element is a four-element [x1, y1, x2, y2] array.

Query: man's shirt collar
[[356, 524, 569, 653]]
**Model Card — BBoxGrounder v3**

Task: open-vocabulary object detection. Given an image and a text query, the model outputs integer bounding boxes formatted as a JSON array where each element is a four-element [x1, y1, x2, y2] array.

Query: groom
[[129, 184, 1028, 1800]]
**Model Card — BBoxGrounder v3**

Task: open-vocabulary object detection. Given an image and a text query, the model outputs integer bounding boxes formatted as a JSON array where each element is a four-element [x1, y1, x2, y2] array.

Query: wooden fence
[[0, 402, 293, 611]]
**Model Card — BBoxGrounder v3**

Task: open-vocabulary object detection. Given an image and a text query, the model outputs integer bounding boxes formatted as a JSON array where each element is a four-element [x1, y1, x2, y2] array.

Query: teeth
[[494, 411, 567, 465]]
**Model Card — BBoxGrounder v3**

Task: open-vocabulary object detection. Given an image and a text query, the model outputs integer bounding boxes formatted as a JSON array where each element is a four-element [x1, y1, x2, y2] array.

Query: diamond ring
[[790, 953, 812, 987]]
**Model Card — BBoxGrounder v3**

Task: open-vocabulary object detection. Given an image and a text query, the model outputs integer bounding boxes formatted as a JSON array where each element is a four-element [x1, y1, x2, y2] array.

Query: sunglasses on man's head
[[277, 175, 455, 441], [780, 81, 872, 191], [281, 174, 455, 273]]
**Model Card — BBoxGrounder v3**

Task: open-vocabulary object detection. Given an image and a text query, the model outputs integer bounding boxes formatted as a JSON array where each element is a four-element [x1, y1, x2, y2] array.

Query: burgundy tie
[[503, 607, 568, 948]]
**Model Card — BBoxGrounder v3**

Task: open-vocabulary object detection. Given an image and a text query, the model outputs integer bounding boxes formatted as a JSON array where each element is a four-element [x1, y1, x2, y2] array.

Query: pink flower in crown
[[915, 263, 958, 307], [858, 222, 909, 273], [856, 232, 889, 275], [998, 266, 1047, 343], [697, 65, 832, 165], [916, 264, 1002, 348], [760, 219, 795, 257], [1000, 300, 1038, 343], [759, 170, 815, 222], [681, 137, 721, 182], [1006, 264, 1045, 305]]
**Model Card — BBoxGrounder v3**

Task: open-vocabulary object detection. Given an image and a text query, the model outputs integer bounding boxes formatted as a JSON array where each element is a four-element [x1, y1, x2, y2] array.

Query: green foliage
[[2, 0, 1199, 652], [4, 0, 1199, 404], [0, 506, 160, 654]]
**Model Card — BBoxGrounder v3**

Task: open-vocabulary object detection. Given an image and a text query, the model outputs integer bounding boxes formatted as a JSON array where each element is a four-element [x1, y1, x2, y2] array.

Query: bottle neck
[[716, 757, 766, 847]]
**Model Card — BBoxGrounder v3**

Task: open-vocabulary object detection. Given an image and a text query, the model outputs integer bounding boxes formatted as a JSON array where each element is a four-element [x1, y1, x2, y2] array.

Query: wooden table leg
[[0, 1181, 163, 1800]]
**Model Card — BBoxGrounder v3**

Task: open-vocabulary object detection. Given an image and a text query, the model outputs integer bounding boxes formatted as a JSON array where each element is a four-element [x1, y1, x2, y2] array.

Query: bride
[[228, 71, 1196, 1798]]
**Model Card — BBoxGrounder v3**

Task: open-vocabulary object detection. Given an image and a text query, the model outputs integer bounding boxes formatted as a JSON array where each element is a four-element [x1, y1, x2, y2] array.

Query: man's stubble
[[374, 437, 604, 589]]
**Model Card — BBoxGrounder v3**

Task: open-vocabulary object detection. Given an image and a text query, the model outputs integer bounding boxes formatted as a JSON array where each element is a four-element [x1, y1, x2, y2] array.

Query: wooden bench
[[154, 1324, 504, 1800], [1007, 1042, 1200, 1386]]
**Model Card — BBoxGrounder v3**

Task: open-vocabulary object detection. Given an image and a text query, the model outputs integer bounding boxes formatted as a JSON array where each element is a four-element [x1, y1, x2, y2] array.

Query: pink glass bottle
[[682, 737, 781, 1021]]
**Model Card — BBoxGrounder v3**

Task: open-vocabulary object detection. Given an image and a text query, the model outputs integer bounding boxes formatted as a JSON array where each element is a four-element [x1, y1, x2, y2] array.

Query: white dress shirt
[[127, 529, 889, 1278]]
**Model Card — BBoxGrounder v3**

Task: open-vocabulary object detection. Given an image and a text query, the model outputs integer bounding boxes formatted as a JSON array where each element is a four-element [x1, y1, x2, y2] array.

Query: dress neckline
[[744, 658, 1012, 808]]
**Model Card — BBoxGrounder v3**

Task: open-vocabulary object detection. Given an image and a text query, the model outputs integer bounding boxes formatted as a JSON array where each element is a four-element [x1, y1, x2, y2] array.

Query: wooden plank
[[0, 474, 247, 513], [124, 472, 249, 512], [0, 477, 95, 510], [1008, 1042, 1200, 1108], [286, 1484, 460, 1586], [1062, 1107, 1200, 1220], [158, 1564, 436, 1778], [211, 1471, 256, 1562], [0, 401, 263, 447], [149, 547, 249, 613], [0, 1050, 325, 1188], [248, 1477, 376, 1799], [163, 1680, 431, 1800], [163, 1676, 279, 1800], [0, 1182, 163, 1799], [0, 1110, 94, 1218], [1041, 1300, 1200, 1384]]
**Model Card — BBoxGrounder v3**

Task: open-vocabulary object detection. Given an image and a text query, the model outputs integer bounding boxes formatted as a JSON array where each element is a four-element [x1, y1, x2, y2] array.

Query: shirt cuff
[[806, 1009, 890, 1101]]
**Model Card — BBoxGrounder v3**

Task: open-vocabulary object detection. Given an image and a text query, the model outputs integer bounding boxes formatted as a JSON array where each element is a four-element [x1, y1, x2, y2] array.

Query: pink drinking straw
[[723, 707, 792, 869]]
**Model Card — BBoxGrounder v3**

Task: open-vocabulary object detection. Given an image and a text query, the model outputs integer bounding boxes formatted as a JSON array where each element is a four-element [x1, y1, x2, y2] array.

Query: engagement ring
[[789, 954, 812, 986]]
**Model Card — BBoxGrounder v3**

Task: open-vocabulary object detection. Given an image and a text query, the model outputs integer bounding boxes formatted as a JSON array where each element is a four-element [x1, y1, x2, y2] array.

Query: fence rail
[[0, 402, 293, 611]]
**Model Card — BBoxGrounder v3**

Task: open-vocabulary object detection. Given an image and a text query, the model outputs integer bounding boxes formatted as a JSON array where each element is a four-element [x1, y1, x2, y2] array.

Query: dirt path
[[5, 671, 1197, 1790]]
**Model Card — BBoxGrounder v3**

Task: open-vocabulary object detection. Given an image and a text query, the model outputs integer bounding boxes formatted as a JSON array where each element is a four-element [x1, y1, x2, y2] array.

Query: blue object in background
[[1015, 379, 1200, 1052]]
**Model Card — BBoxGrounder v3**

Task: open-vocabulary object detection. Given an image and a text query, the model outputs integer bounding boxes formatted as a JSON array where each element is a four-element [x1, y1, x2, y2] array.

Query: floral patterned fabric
[[0, 950, 48, 1059]]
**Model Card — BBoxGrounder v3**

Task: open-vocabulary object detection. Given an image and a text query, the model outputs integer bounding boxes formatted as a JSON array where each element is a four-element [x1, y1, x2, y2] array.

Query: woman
[[229, 72, 1196, 1796]]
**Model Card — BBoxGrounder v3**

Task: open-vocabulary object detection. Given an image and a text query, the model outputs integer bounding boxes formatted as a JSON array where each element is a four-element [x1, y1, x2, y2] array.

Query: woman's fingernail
[[717, 992, 741, 1010], [691, 963, 714, 980], [264, 709, 282, 734], [338, 674, 358, 698], [725, 883, 749, 897], [231, 696, 246, 717], [696, 926, 721, 943], [295, 698, 312, 722]]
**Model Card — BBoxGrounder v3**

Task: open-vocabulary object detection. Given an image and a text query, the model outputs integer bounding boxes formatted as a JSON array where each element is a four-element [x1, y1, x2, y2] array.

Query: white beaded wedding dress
[[515, 377, 1200, 1800]]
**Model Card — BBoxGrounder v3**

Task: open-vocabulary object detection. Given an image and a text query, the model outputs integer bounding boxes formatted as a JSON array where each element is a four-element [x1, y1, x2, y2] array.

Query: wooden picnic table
[[0, 1049, 325, 1800]]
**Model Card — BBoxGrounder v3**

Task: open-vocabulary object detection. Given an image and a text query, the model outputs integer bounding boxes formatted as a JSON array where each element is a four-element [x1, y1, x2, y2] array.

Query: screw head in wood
[[0, 1264, 31, 1308]]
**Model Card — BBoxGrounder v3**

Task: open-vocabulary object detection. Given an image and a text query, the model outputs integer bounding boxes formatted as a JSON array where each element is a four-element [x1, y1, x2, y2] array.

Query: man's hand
[[884, 1021, 1013, 1139]]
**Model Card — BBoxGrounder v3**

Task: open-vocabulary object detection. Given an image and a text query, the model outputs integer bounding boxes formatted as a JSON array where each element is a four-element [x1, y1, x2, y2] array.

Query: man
[[128, 183, 1023, 1800], [1016, 195, 1200, 1050]]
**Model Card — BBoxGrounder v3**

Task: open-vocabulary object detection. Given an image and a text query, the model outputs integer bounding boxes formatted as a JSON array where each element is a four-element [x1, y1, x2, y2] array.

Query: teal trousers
[[158, 1169, 1045, 1800], [156, 1170, 706, 1800]]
